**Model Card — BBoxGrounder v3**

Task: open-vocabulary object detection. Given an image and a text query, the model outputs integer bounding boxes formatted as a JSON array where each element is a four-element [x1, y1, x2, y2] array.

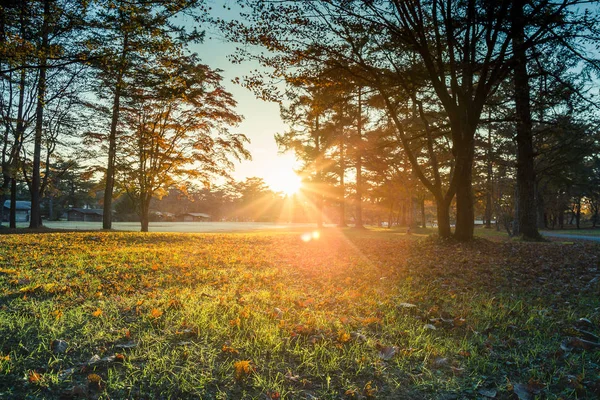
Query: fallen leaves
[[233, 360, 254, 380], [337, 331, 351, 344], [87, 373, 103, 390], [150, 308, 163, 318], [28, 370, 42, 383], [115, 342, 137, 349], [51, 339, 68, 354], [511, 380, 545, 400], [375, 343, 397, 360], [222, 344, 239, 354], [562, 337, 600, 351], [477, 388, 497, 398], [91, 308, 103, 318]]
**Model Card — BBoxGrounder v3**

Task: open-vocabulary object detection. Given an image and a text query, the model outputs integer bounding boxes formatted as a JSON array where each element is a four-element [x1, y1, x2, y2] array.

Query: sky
[[186, 6, 300, 194]]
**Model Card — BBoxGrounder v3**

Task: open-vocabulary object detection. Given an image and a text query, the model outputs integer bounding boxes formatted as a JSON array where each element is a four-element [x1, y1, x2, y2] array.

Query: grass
[[0, 229, 599, 399], [541, 228, 600, 237]]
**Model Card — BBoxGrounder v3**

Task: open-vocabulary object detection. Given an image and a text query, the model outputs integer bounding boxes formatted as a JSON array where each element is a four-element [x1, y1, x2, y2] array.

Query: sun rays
[[264, 169, 303, 196]]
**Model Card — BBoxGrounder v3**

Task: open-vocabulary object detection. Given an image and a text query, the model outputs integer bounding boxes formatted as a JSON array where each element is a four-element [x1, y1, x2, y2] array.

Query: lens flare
[[301, 231, 321, 242]]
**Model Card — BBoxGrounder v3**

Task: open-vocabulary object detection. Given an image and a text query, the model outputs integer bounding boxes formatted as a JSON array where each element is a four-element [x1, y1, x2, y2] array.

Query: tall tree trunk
[[140, 195, 149, 232], [1, 104, 10, 227], [2, 0, 28, 228], [29, 0, 50, 229], [399, 201, 406, 226], [388, 199, 394, 229], [103, 32, 129, 230], [484, 119, 493, 228], [8, 66, 27, 228], [10, 177, 17, 228], [558, 209, 564, 229], [355, 86, 363, 228], [436, 197, 451, 238], [338, 117, 346, 227], [409, 197, 416, 228], [420, 197, 426, 228], [314, 114, 323, 229], [0, 179, 8, 225], [575, 198, 581, 229], [512, 0, 541, 240], [536, 181, 545, 229], [453, 143, 475, 241]]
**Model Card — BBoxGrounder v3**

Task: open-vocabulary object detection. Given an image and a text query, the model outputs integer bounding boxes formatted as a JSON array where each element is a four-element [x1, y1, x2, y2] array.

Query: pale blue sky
[[186, 3, 300, 192]]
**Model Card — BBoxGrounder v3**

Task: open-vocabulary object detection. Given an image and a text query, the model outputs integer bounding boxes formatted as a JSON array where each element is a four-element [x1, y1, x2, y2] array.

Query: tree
[[275, 84, 339, 228], [223, 0, 599, 240], [230, 177, 282, 222], [29, 0, 51, 228], [0, 0, 37, 227], [117, 54, 249, 232], [1, 0, 90, 228], [90, 0, 204, 230], [41, 160, 96, 219], [223, 1, 519, 239]]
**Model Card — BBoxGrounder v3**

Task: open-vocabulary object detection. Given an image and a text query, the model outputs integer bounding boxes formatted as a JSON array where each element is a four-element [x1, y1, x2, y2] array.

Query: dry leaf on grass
[[375, 343, 397, 360], [51, 339, 68, 354]]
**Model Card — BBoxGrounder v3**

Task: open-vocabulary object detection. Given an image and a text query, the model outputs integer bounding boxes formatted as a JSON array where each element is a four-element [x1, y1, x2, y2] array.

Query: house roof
[[150, 211, 176, 217], [183, 213, 210, 218], [3, 200, 31, 210], [67, 208, 104, 216]]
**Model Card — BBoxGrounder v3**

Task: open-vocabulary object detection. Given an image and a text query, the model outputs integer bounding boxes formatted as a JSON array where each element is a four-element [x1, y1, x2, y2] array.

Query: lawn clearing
[[0, 230, 599, 399], [541, 229, 600, 237]]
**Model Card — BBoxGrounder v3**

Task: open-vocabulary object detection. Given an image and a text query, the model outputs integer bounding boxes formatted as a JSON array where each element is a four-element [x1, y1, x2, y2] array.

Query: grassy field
[[0, 230, 599, 399], [540, 229, 600, 237]]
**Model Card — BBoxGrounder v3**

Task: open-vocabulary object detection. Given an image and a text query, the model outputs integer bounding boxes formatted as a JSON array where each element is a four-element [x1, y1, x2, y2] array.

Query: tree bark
[[399, 201, 406, 226], [355, 86, 363, 228], [29, 0, 50, 229], [453, 143, 475, 241], [10, 178, 17, 228], [558, 210, 564, 229], [436, 197, 451, 238], [575, 198, 581, 229], [387, 200, 394, 229], [420, 198, 426, 228], [484, 119, 493, 228], [103, 32, 129, 230], [512, 0, 542, 240], [338, 115, 346, 227], [140, 196, 149, 232], [314, 114, 323, 229], [0, 179, 8, 225], [535, 182, 546, 228]]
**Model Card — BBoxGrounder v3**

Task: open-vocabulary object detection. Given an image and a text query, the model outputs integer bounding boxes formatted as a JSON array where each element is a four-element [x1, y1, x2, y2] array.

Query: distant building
[[150, 211, 176, 222], [66, 208, 104, 222], [181, 212, 211, 222], [2, 200, 31, 222]]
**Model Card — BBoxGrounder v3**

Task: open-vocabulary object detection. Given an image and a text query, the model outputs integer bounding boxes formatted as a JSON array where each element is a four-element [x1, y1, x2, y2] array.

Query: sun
[[281, 174, 302, 195], [266, 170, 302, 195]]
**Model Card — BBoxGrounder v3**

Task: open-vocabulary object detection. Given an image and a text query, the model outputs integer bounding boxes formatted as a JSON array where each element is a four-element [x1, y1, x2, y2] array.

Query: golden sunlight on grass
[[0, 231, 599, 398], [300, 230, 321, 242]]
